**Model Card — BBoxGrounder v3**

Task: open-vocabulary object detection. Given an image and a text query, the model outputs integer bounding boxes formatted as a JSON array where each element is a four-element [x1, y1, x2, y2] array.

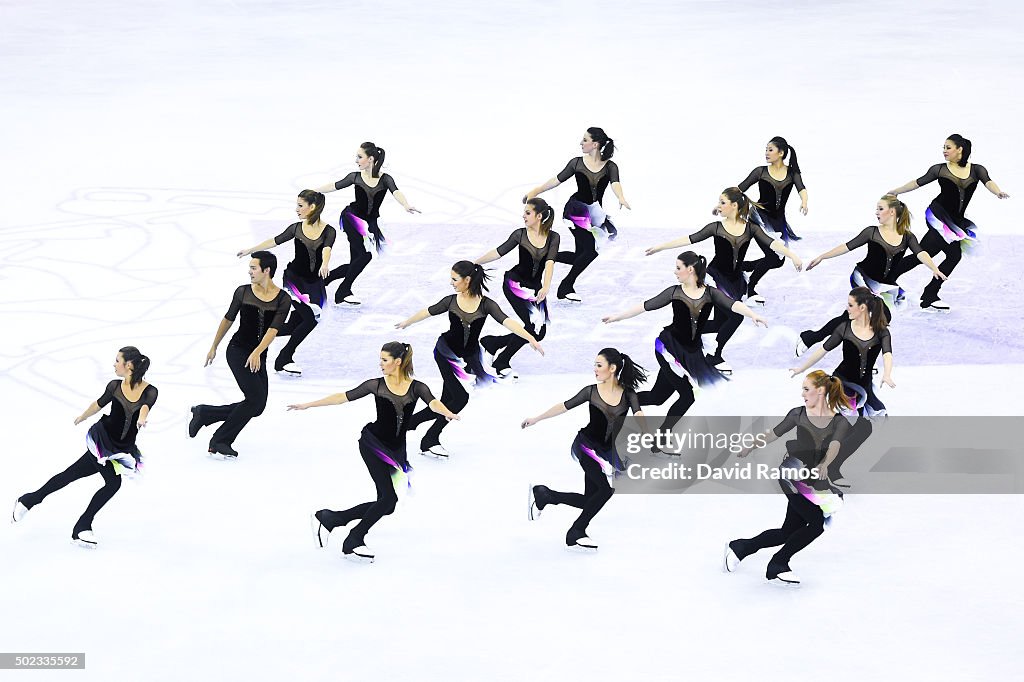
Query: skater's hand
[[791, 256, 803, 272], [751, 314, 768, 328], [205, 349, 217, 367], [446, 413, 462, 422], [788, 367, 802, 378], [620, 200, 631, 210], [736, 445, 754, 458], [405, 206, 421, 214], [74, 414, 87, 425], [137, 418, 147, 429], [997, 192, 1010, 199], [287, 403, 309, 411], [932, 270, 948, 281], [237, 247, 252, 258], [535, 287, 549, 304], [602, 314, 618, 324], [246, 351, 262, 372], [806, 256, 823, 271], [886, 189, 900, 196], [521, 417, 539, 429], [643, 246, 660, 256], [799, 204, 808, 216], [319, 262, 330, 279], [813, 464, 828, 481], [530, 339, 545, 356], [881, 374, 896, 389], [394, 320, 410, 330]]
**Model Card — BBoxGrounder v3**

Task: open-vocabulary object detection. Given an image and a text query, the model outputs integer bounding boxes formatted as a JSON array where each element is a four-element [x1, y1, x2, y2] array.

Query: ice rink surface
[[2, 1, 1023, 680]]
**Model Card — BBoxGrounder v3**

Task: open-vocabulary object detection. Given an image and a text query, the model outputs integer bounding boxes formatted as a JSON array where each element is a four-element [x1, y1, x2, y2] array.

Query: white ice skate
[[768, 571, 801, 587], [921, 299, 950, 313], [567, 537, 598, 553], [527, 484, 540, 521], [724, 544, 741, 573], [72, 530, 98, 549], [343, 545, 375, 564], [276, 362, 303, 377], [496, 368, 519, 383], [419, 444, 450, 460], [748, 294, 766, 306], [310, 512, 330, 548], [559, 292, 583, 303], [12, 499, 28, 523], [795, 338, 808, 357], [336, 294, 362, 306], [708, 355, 733, 375]]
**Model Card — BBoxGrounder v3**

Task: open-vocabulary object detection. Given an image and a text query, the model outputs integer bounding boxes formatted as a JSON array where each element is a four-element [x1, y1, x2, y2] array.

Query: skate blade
[[920, 306, 950, 314], [527, 484, 539, 521], [343, 552, 375, 564], [71, 538, 98, 549], [566, 544, 598, 554], [418, 449, 449, 461], [310, 513, 329, 549], [767, 577, 801, 588], [206, 451, 238, 461], [274, 370, 302, 377]]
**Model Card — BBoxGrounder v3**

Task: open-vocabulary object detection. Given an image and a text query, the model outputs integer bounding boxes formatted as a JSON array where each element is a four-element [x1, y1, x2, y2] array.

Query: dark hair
[[452, 260, 491, 297], [360, 141, 385, 178], [381, 341, 414, 380], [598, 347, 648, 393], [946, 133, 972, 167], [587, 127, 615, 161], [880, 194, 912, 235], [806, 369, 853, 412], [719, 187, 764, 225], [525, 197, 555, 236], [298, 189, 326, 224], [250, 250, 278, 277], [677, 251, 708, 287], [118, 346, 150, 389], [768, 136, 800, 174], [849, 287, 888, 332]]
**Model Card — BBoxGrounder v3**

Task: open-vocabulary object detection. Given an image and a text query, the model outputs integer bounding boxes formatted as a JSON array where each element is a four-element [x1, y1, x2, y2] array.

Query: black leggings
[[21, 453, 122, 535], [731, 492, 825, 577], [891, 229, 961, 303], [746, 247, 785, 292], [201, 344, 268, 447], [325, 211, 374, 299], [638, 353, 696, 432], [275, 300, 317, 367], [408, 346, 471, 450], [543, 441, 614, 543], [317, 440, 399, 552], [481, 276, 546, 372], [827, 415, 873, 481], [802, 304, 893, 346], [556, 226, 598, 296], [703, 304, 743, 359]]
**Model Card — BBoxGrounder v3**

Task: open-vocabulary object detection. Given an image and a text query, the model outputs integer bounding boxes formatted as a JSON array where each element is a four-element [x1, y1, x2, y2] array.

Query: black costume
[[553, 157, 620, 298], [273, 221, 337, 369], [738, 166, 805, 295]]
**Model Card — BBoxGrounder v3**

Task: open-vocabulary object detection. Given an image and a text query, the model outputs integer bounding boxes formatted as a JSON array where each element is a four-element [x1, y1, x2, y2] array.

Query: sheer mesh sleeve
[[823, 324, 844, 352], [345, 378, 379, 402], [627, 391, 641, 414], [880, 328, 892, 355], [268, 293, 291, 331], [828, 415, 850, 450], [643, 286, 676, 311], [323, 225, 337, 249], [563, 386, 591, 410], [906, 231, 923, 256], [141, 385, 159, 409], [483, 297, 510, 325], [751, 223, 776, 252], [556, 158, 578, 183], [709, 287, 736, 312], [688, 222, 718, 243], [844, 226, 874, 251], [738, 167, 760, 192], [413, 380, 436, 406], [792, 171, 806, 193], [606, 161, 620, 184], [273, 222, 298, 245], [224, 285, 245, 321], [772, 407, 803, 437], [427, 295, 455, 316], [915, 164, 942, 186], [496, 229, 521, 257], [97, 380, 118, 407], [545, 231, 561, 262], [334, 172, 357, 191], [974, 164, 992, 184], [382, 174, 399, 193]]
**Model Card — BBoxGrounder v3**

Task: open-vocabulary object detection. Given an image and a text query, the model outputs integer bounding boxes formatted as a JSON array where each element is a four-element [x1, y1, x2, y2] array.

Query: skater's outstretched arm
[[391, 189, 420, 214], [428, 399, 461, 421], [287, 392, 350, 410], [521, 403, 568, 428], [790, 346, 828, 376], [501, 318, 545, 355], [610, 181, 630, 210], [523, 176, 562, 203], [205, 318, 234, 366], [395, 308, 433, 330], [74, 401, 102, 425], [737, 429, 778, 458], [601, 303, 646, 323], [806, 244, 850, 271], [644, 235, 692, 256]]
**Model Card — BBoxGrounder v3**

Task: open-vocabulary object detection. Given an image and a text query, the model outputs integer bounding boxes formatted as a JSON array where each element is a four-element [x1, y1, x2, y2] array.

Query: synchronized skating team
[[11, 131, 1009, 586]]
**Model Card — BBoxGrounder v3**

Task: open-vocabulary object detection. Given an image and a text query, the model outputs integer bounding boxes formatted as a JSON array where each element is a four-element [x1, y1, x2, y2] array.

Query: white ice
[[2, 1, 1023, 680]]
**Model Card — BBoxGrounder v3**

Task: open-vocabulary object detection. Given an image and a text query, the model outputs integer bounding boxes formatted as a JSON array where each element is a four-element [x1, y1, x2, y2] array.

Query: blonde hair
[[806, 369, 853, 412], [881, 194, 912, 235]]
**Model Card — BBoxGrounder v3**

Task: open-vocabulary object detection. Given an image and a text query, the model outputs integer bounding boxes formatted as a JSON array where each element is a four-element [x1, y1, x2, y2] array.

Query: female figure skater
[[737, 136, 808, 303], [315, 141, 420, 305], [524, 127, 631, 302], [887, 133, 1010, 311], [797, 195, 945, 353], [602, 251, 767, 430], [237, 190, 336, 376], [645, 188, 799, 373], [724, 370, 851, 586], [396, 261, 544, 458], [189, 252, 291, 458], [291, 342, 459, 562], [13, 347, 156, 547], [475, 198, 558, 380], [522, 348, 646, 551]]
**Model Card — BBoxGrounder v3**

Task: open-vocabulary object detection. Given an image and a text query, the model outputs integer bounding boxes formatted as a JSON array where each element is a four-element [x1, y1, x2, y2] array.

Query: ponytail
[[119, 346, 150, 389], [678, 251, 707, 287], [598, 347, 649, 393], [881, 194, 912, 235], [360, 141, 386, 177], [768, 136, 800, 174], [807, 369, 853, 412], [720, 186, 764, 225], [452, 259, 491, 297], [298, 189, 326, 224], [850, 287, 888, 333], [381, 341, 414, 380], [587, 126, 615, 161], [947, 133, 972, 167], [526, 197, 555, 235]]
